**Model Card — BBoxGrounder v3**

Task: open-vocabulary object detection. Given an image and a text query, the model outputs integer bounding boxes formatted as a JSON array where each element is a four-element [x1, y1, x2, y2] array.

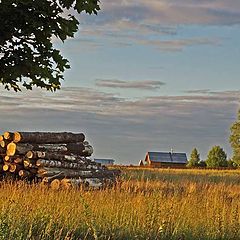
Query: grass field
[[1, 168, 240, 240]]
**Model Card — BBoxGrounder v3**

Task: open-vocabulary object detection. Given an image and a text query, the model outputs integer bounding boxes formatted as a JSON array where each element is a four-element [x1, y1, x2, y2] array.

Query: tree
[[229, 110, 240, 166], [0, 0, 100, 91], [187, 148, 200, 167], [205, 146, 227, 168]]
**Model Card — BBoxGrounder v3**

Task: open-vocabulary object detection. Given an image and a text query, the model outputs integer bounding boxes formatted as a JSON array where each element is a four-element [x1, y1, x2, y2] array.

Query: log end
[[13, 132, 21, 143], [3, 131, 10, 140], [6, 142, 16, 157]]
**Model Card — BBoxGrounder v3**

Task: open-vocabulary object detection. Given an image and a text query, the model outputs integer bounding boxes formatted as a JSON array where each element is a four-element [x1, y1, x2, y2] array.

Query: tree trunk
[[13, 132, 85, 144]]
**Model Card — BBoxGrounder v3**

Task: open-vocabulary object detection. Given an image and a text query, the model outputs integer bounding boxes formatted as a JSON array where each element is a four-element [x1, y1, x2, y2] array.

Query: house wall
[[149, 161, 186, 168]]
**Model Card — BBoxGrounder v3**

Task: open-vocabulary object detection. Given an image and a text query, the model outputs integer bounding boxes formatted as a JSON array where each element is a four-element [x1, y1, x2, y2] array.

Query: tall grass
[[0, 168, 240, 239]]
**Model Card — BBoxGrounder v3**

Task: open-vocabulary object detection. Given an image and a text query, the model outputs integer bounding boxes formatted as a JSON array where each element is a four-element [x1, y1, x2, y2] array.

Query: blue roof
[[147, 152, 187, 164]]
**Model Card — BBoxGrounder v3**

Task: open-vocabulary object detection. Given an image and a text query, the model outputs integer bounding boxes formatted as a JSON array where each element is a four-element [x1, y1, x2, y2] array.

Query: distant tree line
[[187, 109, 240, 169]]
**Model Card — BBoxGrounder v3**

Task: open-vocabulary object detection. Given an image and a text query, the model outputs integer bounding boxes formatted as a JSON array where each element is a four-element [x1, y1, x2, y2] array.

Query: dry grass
[[0, 168, 240, 239]]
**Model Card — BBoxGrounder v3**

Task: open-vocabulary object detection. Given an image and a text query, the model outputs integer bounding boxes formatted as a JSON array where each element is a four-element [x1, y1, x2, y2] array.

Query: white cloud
[[95, 79, 165, 90]]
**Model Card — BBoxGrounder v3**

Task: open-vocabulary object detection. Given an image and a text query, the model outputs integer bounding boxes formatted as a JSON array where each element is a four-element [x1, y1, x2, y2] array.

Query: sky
[[1, 0, 240, 164]]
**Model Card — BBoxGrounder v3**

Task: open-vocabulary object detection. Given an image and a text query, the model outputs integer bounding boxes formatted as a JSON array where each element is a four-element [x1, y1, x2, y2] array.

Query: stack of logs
[[0, 132, 120, 189]]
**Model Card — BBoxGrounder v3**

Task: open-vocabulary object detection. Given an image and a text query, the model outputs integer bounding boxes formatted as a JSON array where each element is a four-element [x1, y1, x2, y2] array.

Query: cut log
[[16, 142, 90, 155], [13, 132, 85, 144], [0, 164, 3, 172], [9, 163, 22, 173], [35, 159, 95, 170], [0, 136, 3, 142], [3, 164, 9, 171], [37, 167, 94, 178], [18, 170, 32, 178], [4, 156, 10, 162], [13, 132, 21, 143], [13, 157, 23, 164], [23, 158, 36, 168], [3, 132, 14, 141], [0, 141, 5, 148], [26, 151, 86, 163], [6, 142, 16, 156]]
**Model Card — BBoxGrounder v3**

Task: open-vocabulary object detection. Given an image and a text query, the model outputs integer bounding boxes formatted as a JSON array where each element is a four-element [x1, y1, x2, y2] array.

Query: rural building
[[144, 151, 187, 168], [94, 158, 115, 166]]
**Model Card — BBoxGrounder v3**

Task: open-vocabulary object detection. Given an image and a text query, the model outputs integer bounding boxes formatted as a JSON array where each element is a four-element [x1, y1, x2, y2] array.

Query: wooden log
[[0, 141, 5, 148], [26, 151, 86, 163], [3, 164, 10, 171], [13, 157, 23, 164], [15, 142, 90, 155], [9, 163, 23, 173], [37, 167, 94, 178], [0, 164, 3, 172], [6, 142, 16, 156], [23, 158, 36, 168], [3, 132, 14, 141], [0, 136, 3, 142], [35, 159, 95, 170], [13, 132, 85, 144], [18, 169, 32, 178]]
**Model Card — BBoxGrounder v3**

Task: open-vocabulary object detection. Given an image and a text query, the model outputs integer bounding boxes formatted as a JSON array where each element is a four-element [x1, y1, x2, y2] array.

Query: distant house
[[145, 151, 187, 168], [94, 158, 115, 166]]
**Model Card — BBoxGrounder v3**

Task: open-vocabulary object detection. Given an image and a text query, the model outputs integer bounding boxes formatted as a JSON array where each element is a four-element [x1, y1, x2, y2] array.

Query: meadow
[[1, 168, 240, 240]]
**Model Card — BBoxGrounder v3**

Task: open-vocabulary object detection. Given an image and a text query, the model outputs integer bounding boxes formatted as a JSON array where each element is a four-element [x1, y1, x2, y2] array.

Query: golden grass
[[0, 168, 240, 239]]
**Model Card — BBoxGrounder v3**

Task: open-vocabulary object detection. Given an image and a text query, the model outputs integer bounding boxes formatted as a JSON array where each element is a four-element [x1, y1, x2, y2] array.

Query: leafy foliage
[[206, 146, 227, 168], [187, 148, 200, 167], [0, 0, 100, 91], [229, 110, 240, 166]]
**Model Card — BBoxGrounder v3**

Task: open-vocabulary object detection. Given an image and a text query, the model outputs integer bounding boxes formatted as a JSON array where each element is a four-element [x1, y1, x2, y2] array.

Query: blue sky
[[1, 0, 240, 164]]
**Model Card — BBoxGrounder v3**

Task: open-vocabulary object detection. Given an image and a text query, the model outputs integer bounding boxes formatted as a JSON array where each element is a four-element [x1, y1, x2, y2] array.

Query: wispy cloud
[[74, 0, 239, 50], [95, 79, 165, 90], [0, 87, 239, 163]]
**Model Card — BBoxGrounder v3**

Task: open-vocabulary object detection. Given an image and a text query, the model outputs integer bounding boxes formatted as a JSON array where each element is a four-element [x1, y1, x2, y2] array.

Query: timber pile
[[0, 132, 120, 189]]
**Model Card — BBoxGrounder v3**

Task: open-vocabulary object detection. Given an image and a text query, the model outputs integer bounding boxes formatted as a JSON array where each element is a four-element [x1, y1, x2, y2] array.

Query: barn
[[144, 151, 187, 168]]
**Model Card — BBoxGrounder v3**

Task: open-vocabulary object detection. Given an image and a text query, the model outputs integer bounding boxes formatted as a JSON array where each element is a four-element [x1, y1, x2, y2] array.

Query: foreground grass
[[0, 168, 240, 239]]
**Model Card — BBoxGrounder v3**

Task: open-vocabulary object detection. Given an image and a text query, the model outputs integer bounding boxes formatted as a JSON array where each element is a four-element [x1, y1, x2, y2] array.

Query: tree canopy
[[229, 110, 240, 166], [187, 148, 200, 167], [0, 0, 100, 91], [205, 146, 227, 168]]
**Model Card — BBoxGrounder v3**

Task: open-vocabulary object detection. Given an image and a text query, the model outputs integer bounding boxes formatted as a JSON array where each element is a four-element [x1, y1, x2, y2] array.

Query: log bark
[[15, 143, 91, 156], [26, 151, 86, 163], [35, 159, 98, 170], [13, 132, 85, 144], [37, 167, 95, 178]]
